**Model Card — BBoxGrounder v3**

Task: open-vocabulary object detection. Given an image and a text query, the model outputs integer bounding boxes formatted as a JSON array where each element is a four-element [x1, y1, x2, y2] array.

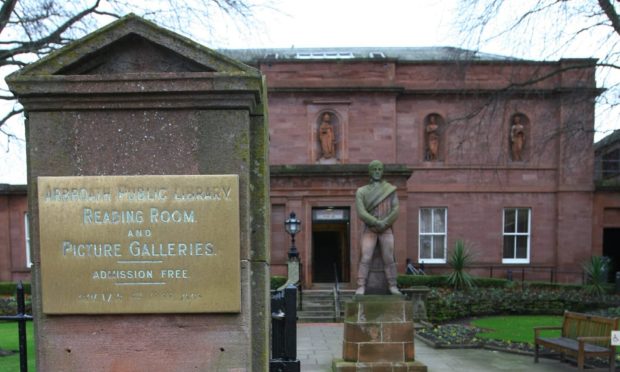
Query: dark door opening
[[603, 228, 620, 282], [312, 208, 350, 283]]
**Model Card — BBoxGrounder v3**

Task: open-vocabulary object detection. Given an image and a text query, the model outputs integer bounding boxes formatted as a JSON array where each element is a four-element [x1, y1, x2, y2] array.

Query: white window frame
[[502, 208, 531, 264], [24, 212, 32, 268], [418, 208, 447, 264]]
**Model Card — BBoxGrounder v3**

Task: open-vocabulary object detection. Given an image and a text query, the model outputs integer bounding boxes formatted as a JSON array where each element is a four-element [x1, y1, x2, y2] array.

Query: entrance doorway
[[312, 208, 350, 283], [603, 228, 620, 282]]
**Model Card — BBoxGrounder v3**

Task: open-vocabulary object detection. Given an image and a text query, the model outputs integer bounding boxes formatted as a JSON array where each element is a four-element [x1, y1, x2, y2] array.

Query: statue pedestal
[[332, 295, 427, 371]]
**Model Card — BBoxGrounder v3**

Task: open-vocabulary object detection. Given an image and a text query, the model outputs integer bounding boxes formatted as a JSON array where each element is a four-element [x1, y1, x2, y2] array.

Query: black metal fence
[[424, 264, 585, 284], [0, 281, 33, 372], [269, 284, 299, 372]]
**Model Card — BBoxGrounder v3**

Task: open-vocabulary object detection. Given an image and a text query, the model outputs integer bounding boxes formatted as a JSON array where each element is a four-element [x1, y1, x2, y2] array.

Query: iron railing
[[424, 264, 586, 286], [0, 281, 33, 372], [332, 263, 340, 321]]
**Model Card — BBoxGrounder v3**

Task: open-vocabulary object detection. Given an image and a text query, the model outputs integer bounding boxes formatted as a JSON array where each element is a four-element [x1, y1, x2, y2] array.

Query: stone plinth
[[401, 286, 431, 323], [333, 295, 427, 371]]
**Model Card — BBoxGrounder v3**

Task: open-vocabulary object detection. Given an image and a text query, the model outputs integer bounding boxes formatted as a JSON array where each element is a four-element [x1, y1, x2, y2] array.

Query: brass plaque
[[37, 175, 240, 314]]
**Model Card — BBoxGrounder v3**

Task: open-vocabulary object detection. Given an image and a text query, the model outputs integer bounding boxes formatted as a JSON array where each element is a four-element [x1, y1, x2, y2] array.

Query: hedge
[[397, 275, 448, 288], [0, 282, 31, 296], [425, 287, 620, 323], [397, 275, 512, 289], [522, 281, 585, 291], [397, 274, 610, 292], [270, 276, 287, 290]]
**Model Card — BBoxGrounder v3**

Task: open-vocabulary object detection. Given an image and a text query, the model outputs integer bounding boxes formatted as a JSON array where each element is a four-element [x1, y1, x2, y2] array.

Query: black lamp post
[[284, 211, 301, 259]]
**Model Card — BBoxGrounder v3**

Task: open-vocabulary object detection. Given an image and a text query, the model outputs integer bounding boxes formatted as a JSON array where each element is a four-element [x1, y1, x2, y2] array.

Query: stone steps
[[297, 289, 356, 323], [298, 289, 335, 323]]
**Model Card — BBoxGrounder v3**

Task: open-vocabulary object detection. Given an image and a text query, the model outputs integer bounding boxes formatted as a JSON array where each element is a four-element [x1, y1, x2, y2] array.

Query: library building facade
[[3, 47, 620, 287]]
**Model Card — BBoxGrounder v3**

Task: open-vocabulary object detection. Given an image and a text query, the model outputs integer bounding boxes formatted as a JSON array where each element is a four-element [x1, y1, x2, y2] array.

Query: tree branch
[[0, 0, 102, 61], [0, 0, 17, 35], [0, 126, 20, 150], [0, 107, 23, 129], [0, 59, 27, 67], [598, 0, 620, 37], [447, 61, 607, 125]]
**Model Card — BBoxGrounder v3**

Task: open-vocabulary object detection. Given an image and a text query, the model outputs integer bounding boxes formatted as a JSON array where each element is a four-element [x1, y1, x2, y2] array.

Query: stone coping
[[270, 164, 413, 177]]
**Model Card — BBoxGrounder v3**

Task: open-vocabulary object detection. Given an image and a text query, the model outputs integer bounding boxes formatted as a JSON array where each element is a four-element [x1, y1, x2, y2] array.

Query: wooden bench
[[534, 311, 618, 371]]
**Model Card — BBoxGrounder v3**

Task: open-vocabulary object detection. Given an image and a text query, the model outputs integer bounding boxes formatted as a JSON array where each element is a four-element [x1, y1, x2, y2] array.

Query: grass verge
[[471, 315, 562, 343], [0, 321, 35, 371]]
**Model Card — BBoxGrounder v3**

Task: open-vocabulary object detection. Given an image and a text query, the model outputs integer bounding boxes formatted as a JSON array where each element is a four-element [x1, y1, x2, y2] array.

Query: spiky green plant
[[583, 256, 609, 297], [447, 240, 475, 291]]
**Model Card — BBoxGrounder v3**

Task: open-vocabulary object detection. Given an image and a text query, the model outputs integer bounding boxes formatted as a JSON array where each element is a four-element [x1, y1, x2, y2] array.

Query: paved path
[[297, 323, 613, 372]]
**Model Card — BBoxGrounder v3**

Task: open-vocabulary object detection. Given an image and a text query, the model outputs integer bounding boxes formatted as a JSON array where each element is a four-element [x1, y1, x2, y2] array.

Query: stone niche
[[7, 15, 270, 371]]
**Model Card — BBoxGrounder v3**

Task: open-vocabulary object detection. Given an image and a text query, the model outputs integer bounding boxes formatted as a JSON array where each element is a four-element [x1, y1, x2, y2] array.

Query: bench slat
[[537, 337, 610, 353]]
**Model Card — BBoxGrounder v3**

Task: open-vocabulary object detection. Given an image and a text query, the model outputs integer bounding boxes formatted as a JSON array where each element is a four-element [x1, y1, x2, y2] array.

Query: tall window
[[502, 208, 531, 263], [602, 148, 620, 179], [24, 213, 31, 268], [419, 208, 447, 263]]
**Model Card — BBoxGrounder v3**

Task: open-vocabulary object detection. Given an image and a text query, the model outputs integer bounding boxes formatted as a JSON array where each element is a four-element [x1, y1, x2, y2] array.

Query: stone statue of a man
[[355, 160, 401, 295]]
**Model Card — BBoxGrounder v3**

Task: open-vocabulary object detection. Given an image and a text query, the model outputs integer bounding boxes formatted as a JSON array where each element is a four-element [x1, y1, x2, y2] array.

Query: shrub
[[0, 297, 32, 316], [447, 240, 474, 290], [270, 276, 287, 290], [583, 256, 610, 296], [588, 306, 620, 317], [523, 281, 584, 291]]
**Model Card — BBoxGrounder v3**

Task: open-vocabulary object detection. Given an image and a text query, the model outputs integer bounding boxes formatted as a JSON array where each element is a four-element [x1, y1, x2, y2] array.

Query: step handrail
[[333, 263, 340, 321]]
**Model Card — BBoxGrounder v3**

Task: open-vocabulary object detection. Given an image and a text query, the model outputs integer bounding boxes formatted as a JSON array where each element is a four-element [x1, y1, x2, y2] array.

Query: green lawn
[[0, 321, 35, 371], [471, 315, 563, 344]]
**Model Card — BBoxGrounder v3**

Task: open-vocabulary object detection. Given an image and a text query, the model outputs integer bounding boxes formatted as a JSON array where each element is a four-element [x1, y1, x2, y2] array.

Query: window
[[419, 208, 447, 263], [602, 148, 620, 179], [24, 213, 31, 268], [502, 208, 531, 263]]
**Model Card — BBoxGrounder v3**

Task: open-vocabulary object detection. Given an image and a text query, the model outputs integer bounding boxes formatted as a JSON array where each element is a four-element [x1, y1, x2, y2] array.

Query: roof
[[218, 46, 520, 64], [595, 130, 620, 153], [0, 184, 27, 195]]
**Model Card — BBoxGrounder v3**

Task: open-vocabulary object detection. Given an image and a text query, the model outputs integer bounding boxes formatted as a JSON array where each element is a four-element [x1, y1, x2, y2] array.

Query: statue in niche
[[425, 114, 440, 161], [318, 112, 337, 163], [510, 114, 526, 161], [355, 160, 401, 295]]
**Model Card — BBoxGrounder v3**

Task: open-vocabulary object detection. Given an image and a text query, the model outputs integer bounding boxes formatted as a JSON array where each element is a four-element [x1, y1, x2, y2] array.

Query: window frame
[[418, 207, 447, 264], [24, 212, 31, 268], [502, 208, 531, 264]]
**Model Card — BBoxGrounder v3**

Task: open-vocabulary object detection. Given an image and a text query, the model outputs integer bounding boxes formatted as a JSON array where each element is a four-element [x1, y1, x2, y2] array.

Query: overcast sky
[[0, 0, 615, 184], [207, 0, 458, 49]]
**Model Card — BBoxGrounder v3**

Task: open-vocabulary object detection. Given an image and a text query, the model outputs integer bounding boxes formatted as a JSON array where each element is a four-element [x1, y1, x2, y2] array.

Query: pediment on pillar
[[8, 14, 258, 77]]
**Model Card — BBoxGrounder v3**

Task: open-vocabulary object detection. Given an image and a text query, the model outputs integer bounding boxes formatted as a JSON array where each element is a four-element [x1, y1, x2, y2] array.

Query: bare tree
[[454, 0, 619, 138], [0, 0, 261, 139]]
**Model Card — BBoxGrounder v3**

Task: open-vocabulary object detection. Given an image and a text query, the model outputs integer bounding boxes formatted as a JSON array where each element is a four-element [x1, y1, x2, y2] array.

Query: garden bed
[[416, 319, 617, 369]]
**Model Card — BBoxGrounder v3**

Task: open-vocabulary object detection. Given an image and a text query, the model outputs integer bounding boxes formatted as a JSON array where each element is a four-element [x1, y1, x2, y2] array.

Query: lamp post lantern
[[284, 211, 301, 259]]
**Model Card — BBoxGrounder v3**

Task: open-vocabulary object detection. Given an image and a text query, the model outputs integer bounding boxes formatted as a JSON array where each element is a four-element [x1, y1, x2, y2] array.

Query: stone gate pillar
[[7, 15, 270, 371]]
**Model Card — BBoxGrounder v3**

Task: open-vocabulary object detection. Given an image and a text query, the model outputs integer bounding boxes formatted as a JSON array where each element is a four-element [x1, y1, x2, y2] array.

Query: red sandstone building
[[0, 184, 29, 281], [2, 47, 617, 286]]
